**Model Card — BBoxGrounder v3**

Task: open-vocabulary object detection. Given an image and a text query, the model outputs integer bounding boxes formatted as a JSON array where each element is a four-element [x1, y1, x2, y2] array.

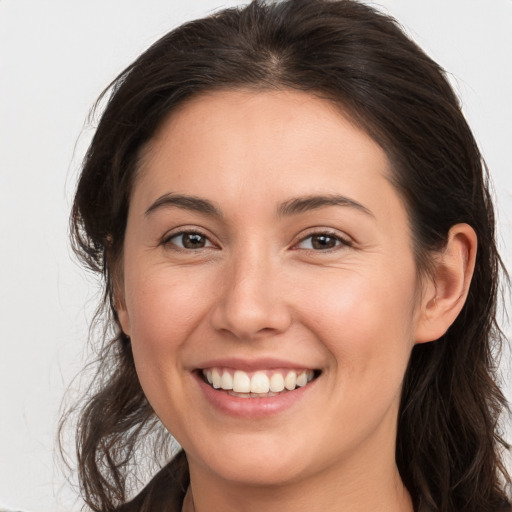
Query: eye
[[165, 231, 214, 250], [296, 232, 350, 251]]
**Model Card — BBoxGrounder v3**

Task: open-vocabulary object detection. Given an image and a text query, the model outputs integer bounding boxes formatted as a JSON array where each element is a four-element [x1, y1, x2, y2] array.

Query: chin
[[185, 431, 317, 487]]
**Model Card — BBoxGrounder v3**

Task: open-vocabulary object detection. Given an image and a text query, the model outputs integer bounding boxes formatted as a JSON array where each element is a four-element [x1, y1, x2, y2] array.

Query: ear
[[107, 249, 132, 337], [414, 223, 477, 344], [116, 289, 132, 338]]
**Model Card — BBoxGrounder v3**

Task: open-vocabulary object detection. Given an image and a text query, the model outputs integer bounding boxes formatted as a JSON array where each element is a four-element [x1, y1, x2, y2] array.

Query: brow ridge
[[145, 193, 222, 217], [145, 192, 372, 219], [277, 194, 374, 217]]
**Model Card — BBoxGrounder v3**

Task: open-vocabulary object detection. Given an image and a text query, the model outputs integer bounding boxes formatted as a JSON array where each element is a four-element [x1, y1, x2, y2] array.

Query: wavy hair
[[62, 1, 511, 510]]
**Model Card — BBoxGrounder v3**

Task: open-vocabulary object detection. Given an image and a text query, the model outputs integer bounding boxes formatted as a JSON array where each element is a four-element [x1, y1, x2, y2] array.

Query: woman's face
[[118, 89, 425, 487]]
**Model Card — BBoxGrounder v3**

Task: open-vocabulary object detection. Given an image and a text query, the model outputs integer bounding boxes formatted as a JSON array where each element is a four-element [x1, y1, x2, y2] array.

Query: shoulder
[[117, 450, 189, 512]]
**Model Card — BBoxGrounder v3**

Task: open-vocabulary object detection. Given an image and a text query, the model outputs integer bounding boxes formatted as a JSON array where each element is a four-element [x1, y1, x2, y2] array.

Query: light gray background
[[1, 1, 511, 511]]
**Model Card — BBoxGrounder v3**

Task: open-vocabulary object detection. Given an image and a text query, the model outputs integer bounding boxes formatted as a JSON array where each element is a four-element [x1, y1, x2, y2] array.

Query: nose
[[210, 249, 292, 341]]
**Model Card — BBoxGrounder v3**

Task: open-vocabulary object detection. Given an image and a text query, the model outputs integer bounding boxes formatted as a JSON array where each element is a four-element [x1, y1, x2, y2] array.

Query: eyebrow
[[144, 192, 373, 219], [277, 194, 374, 218], [145, 193, 222, 218]]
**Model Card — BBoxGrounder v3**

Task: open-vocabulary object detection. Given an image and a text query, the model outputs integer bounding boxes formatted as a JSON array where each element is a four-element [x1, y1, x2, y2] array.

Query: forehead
[[141, 88, 383, 165], [132, 89, 405, 227]]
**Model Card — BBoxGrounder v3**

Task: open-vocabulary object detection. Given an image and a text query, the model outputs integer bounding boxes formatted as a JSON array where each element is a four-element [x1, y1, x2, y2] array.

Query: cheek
[[297, 262, 418, 377], [123, 264, 214, 375], [122, 266, 216, 432]]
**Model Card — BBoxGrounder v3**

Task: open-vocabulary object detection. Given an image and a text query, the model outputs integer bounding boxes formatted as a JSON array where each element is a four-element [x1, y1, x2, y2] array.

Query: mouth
[[199, 367, 321, 398]]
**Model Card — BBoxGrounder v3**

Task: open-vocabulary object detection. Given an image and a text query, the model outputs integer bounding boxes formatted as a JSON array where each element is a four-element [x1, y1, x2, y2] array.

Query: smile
[[201, 367, 317, 397]]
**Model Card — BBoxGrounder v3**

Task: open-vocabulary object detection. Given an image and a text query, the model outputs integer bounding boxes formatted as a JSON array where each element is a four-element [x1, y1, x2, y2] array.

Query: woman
[[64, 0, 511, 510]]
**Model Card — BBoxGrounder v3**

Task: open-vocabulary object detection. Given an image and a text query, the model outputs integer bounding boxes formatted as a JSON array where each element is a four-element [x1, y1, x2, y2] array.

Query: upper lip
[[194, 357, 319, 372]]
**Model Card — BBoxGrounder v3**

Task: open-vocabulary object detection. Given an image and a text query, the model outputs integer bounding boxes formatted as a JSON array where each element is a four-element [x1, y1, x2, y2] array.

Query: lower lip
[[194, 372, 317, 419]]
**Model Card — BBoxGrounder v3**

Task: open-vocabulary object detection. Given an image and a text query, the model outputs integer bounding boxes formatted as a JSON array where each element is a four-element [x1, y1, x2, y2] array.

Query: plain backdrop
[[1, 1, 511, 511]]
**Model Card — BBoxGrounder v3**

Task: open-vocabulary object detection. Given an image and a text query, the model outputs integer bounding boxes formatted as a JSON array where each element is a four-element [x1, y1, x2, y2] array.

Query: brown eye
[[311, 234, 337, 250], [167, 231, 213, 249], [297, 232, 349, 251]]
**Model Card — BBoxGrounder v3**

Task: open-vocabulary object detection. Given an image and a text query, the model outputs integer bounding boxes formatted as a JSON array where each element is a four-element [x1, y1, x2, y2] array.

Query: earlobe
[[116, 293, 132, 337], [414, 223, 477, 344], [107, 252, 131, 337]]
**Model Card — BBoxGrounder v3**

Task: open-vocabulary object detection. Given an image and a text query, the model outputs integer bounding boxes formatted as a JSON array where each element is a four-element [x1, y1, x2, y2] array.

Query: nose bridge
[[211, 240, 291, 339]]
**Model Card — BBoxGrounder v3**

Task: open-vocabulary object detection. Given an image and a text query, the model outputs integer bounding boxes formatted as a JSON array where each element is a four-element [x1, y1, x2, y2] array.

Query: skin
[[117, 89, 476, 512]]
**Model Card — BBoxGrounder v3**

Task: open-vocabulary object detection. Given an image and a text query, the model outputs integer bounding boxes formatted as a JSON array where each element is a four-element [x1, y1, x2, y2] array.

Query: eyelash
[[161, 228, 352, 253], [294, 230, 352, 252], [162, 230, 215, 251]]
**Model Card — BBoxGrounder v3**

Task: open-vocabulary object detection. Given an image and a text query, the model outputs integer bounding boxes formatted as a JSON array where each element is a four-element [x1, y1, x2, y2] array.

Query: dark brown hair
[[64, 0, 511, 510]]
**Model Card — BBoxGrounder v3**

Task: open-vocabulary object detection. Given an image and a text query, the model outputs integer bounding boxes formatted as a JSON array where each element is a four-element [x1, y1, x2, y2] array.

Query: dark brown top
[[117, 451, 189, 512]]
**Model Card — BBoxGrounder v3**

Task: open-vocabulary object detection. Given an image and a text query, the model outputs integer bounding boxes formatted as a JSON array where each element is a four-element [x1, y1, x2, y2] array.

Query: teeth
[[250, 372, 270, 393], [296, 372, 307, 387], [233, 370, 251, 393], [221, 371, 233, 390], [212, 368, 222, 389], [284, 371, 297, 391], [269, 373, 285, 392], [203, 367, 316, 395]]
